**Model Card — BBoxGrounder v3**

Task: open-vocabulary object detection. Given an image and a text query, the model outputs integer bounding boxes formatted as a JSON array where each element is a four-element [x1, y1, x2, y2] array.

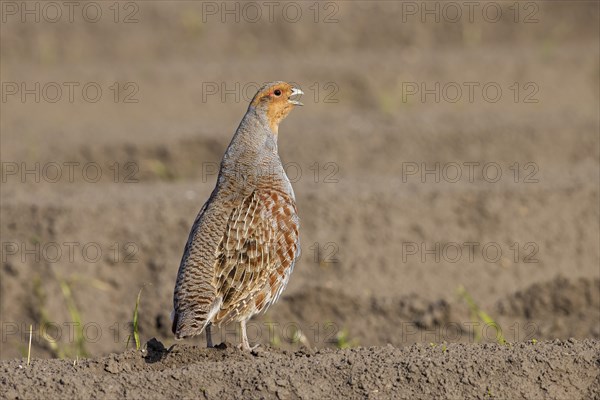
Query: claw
[[238, 342, 260, 351]]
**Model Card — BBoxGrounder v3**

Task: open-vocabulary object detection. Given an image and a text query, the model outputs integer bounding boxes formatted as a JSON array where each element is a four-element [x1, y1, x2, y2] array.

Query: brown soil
[[1, 2, 599, 398], [2, 339, 599, 399]]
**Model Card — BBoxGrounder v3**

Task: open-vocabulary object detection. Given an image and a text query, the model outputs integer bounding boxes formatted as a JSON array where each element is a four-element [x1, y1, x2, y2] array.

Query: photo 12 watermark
[[401, 81, 540, 104], [401, 241, 540, 264], [198, 161, 340, 184], [200, 81, 339, 104], [1, 1, 140, 24], [401, 162, 540, 184], [1, 162, 140, 184], [197, 2, 339, 24], [399, 321, 539, 343], [1, 82, 140, 104], [1, 319, 540, 349], [1, 320, 344, 348], [1, 241, 139, 265], [398, 2, 540, 24]]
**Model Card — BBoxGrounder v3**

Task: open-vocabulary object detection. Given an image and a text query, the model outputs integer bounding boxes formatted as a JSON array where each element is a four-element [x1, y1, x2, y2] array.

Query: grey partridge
[[172, 81, 303, 350]]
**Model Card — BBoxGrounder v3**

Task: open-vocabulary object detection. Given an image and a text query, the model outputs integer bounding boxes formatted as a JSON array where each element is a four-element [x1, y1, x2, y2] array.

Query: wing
[[212, 188, 300, 325], [172, 195, 227, 338]]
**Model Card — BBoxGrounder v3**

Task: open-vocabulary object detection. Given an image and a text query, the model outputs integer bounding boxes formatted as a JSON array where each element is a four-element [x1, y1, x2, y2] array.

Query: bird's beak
[[288, 88, 304, 106]]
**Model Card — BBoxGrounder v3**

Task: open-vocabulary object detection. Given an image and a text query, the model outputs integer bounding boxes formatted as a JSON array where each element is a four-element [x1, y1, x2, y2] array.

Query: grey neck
[[220, 106, 281, 180]]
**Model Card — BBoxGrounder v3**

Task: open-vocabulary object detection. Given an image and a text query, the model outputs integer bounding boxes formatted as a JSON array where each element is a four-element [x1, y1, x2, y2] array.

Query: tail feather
[[170, 310, 180, 338]]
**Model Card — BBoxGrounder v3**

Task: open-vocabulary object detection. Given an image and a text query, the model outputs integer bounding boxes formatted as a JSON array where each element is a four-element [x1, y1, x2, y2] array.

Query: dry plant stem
[[27, 325, 32, 366]]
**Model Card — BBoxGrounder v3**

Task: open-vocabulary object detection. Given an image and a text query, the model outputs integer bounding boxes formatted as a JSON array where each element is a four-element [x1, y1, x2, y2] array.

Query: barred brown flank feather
[[213, 190, 299, 325], [172, 82, 302, 349]]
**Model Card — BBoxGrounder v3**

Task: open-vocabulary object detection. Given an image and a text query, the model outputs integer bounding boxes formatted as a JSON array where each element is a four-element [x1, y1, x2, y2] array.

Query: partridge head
[[249, 81, 304, 134]]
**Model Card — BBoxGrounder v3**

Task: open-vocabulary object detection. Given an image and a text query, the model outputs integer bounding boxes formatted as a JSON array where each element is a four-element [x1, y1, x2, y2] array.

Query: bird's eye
[[273, 89, 282, 97]]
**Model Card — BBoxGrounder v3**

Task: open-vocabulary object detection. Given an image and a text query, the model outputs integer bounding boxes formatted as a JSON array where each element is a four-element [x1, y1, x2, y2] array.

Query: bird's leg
[[240, 320, 250, 350], [239, 320, 259, 351], [205, 323, 213, 348]]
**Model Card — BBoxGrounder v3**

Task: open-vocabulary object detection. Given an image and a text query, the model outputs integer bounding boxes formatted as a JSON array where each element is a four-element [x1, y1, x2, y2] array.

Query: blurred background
[[1, 1, 598, 359]]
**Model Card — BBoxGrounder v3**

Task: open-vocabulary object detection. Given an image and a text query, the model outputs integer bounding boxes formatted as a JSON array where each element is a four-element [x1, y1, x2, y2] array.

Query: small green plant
[[457, 286, 506, 345], [18, 345, 27, 358], [336, 328, 359, 349], [148, 159, 175, 181], [262, 319, 281, 348], [31, 275, 88, 359], [180, 9, 203, 36], [59, 280, 88, 357], [270, 334, 282, 348], [430, 342, 448, 353], [126, 285, 146, 350], [32, 277, 66, 358], [289, 326, 310, 347]]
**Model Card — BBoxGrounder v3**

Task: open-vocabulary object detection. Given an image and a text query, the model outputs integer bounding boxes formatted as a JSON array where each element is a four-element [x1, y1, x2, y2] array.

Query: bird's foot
[[238, 342, 260, 351]]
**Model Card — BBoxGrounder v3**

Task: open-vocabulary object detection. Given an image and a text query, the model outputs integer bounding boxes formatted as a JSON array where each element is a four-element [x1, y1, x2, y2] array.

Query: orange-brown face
[[250, 82, 303, 134]]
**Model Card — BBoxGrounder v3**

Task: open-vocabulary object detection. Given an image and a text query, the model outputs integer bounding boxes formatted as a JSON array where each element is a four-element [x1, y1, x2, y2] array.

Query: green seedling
[[32, 277, 66, 358], [149, 159, 175, 181], [127, 285, 146, 350], [457, 286, 506, 345], [336, 328, 359, 349], [31, 275, 88, 359], [59, 280, 88, 357], [290, 326, 311, 348], [262, 318, 281, 348]]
